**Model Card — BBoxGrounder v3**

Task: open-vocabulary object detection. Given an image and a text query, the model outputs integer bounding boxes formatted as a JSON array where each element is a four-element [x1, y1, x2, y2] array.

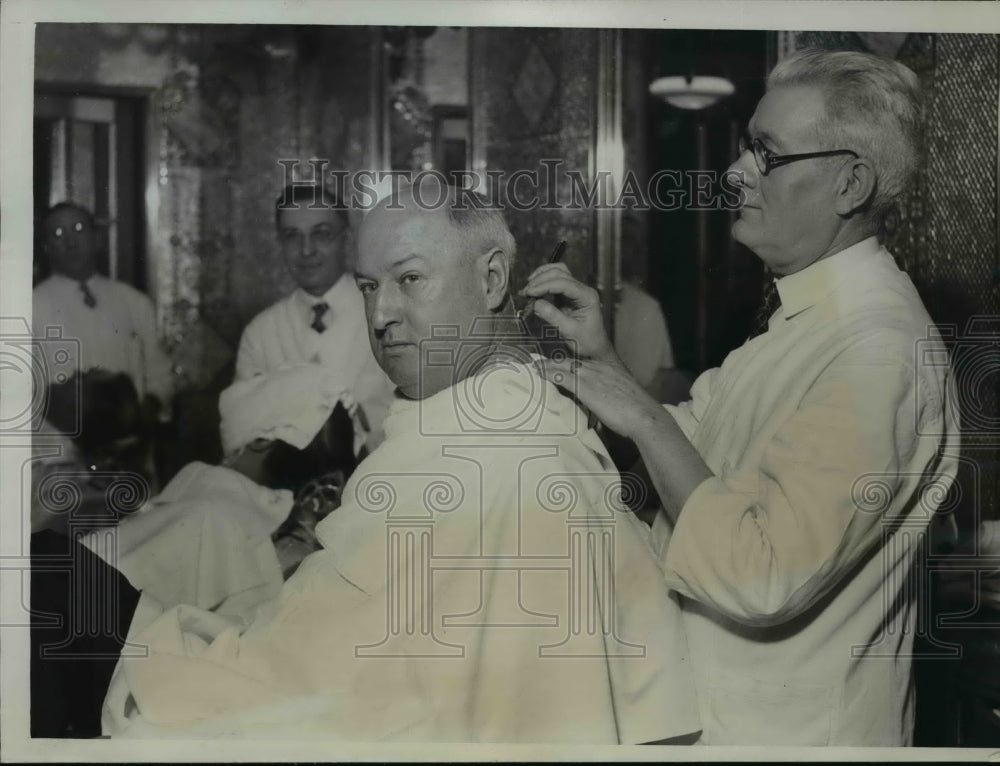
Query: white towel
[[218, 363, 365, 455], [79, 462, 292, 619]]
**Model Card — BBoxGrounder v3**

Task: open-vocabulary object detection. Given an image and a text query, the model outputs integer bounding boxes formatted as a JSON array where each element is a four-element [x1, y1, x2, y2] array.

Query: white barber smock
[[654, 237, 960, 745], [32, 273, 173, 403], [235, 275, 395, 451]]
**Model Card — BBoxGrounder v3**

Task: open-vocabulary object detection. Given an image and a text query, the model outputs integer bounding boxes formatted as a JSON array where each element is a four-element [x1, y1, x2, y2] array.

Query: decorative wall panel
[[35, 24, 377, 396], [471, 28, 601, 292]]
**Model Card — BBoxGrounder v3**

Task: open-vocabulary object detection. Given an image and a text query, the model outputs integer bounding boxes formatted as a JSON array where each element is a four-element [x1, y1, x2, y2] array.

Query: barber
[[523, 48, 960, 746]]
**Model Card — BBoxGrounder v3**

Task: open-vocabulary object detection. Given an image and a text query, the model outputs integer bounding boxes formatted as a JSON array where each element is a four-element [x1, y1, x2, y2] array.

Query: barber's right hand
[[520, 262, 617, 363]]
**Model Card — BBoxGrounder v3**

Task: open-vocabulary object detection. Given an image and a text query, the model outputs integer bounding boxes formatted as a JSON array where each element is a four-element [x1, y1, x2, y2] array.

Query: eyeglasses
[[279, 225, 346, 250], [738, 132, 858, 176]]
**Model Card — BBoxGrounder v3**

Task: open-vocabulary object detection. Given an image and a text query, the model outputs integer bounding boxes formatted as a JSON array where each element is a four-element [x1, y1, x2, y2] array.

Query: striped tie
[[747, 277, 780, 340]]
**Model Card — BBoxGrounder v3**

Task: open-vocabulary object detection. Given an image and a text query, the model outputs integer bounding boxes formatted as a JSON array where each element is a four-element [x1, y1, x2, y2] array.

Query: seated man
[[74, 363, 361, 621], [32, 366, 363, 737], [236, 184, 396, 454], [103, 185, 699, 744]]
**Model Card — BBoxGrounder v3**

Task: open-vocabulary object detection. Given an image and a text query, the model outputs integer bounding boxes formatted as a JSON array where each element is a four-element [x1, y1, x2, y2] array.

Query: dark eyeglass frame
[[738, 132, 859, 176], [278, 225, 347, 249]]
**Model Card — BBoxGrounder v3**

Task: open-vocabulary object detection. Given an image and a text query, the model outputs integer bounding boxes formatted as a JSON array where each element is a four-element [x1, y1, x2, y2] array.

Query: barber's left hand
[[534, 354, 665, 440]]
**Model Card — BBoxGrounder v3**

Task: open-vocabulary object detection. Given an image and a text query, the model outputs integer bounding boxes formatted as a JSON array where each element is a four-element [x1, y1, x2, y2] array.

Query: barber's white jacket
[[235, 275, 395, 451], [33, 273, 173, 403], [654, 238, 961, 745]]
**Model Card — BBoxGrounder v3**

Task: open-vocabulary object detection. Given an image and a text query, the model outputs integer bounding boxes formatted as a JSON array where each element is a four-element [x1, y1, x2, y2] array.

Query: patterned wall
[[786, 31, 1000, 526], [35, 24, 376, 396], [470, 28, 600, 290]]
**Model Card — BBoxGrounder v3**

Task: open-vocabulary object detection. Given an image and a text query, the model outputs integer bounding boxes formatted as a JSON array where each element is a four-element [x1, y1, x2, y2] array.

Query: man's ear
[[834, 157, 877, 217], [481, 247, 511, 311]]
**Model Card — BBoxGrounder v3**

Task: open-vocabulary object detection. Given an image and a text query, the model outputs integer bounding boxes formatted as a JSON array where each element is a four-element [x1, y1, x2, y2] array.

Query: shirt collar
[[775, 237, 883, 319], [50, 272, 100, 287], [293, 273, 354, 312]]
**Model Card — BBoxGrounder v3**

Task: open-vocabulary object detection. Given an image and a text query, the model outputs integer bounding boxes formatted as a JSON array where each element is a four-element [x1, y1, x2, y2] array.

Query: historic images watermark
[[348, 316, 650, 657], [0, 317, 80, 439], [276, 158, 747, 213], [350, 463, 651, 659], [916, 317, 1000, 444], [1, 315, 151, 655]]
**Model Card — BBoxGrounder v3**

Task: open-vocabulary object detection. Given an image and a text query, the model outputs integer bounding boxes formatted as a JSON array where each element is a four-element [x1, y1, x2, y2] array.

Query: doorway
[[644, 29, 769, 373], [33, 90, 149, 289]]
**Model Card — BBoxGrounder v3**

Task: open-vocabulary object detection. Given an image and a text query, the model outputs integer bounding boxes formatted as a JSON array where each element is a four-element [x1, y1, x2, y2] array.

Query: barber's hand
[[520, 263, 616, 363], [534, 354, 665, 442]]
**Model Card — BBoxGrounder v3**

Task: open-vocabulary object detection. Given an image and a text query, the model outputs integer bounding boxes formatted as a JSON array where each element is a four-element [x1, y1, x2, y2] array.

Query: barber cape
[[80, 462, 291, 619], [105, 362, 699, 744]]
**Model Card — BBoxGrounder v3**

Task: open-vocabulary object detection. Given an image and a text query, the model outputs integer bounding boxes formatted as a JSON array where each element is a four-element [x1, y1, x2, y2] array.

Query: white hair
[[768, 48, 922, 233], [379, 181, 517, 266], [446, 193, 517, 267]]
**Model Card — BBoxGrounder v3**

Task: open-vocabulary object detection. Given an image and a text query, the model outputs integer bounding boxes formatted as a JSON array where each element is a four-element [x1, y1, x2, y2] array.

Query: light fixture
[[649, 75, 735, 111]]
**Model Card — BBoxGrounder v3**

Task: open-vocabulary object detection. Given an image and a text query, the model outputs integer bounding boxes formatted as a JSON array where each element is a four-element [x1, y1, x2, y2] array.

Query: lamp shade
[[649, 75, 735, 110]]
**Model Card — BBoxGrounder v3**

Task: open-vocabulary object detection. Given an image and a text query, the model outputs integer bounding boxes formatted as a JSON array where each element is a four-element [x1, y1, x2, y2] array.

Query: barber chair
[[263, 401, 358, 577], [44, 370, 155, 530]]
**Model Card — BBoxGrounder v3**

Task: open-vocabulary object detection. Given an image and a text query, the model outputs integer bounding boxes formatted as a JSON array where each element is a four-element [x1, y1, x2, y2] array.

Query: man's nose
[[370, 283, 401, 331], [727, 150, 758, 190]]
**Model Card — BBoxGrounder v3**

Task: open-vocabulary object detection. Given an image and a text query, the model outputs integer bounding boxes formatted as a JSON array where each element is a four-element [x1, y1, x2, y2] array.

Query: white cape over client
[[105, 362, 699, 744]]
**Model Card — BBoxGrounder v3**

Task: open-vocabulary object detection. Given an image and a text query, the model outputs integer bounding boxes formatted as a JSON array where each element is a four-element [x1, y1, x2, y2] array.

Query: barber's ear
[[834, 157, 877, 217], [481, 248, 511, 311]]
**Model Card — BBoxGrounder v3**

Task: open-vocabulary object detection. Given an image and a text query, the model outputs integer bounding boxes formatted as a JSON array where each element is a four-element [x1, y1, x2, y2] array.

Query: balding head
[[355, 185, 515, 399]]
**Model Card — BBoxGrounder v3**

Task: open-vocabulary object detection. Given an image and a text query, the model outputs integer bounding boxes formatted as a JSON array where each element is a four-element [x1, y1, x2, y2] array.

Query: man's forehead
[[750, 84, 826, 143], [277, 205, 340, 229], [46, 208, 89, 228], [361, 205, 456, 254]]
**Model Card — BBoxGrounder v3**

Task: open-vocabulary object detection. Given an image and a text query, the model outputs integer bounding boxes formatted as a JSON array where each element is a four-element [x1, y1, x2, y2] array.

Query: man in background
[[33, 202, 173, 422], [613, 211, 686, 404], [235, 184, 395, 453]]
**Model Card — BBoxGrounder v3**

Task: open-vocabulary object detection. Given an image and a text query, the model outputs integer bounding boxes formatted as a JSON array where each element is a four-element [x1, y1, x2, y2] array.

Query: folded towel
[[218, 363, 365, 455]]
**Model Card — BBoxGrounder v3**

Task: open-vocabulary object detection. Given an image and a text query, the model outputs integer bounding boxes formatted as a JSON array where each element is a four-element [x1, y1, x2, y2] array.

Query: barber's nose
[[728, 149, 758, 190]]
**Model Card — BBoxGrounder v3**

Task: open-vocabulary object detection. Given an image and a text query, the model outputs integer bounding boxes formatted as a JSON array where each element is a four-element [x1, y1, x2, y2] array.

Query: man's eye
[[357, 282, 376, 295], [400, 273, 422, 285]]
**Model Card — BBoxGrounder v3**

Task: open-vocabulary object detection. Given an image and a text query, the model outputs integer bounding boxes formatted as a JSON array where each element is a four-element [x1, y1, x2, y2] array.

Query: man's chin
[[730, 218, 756, 249]]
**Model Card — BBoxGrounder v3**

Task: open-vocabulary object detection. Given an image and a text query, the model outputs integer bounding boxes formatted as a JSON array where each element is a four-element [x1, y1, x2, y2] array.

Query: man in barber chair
[[30, 367, 361, 738], [31, 368, 156, 738], [102, 183, 700, 744]]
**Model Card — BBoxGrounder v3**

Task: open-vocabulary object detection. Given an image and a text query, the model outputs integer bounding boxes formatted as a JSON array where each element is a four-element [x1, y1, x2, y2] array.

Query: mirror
[[378, 26, 469, 177]]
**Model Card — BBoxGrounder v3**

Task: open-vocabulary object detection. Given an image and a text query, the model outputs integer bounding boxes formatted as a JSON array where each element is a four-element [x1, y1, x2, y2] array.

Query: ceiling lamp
[[649, 75, 735, 110]]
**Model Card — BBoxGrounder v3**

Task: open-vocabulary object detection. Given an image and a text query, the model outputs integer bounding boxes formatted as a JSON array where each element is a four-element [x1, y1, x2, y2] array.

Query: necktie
[[79, 280, 97, 309], [310, 302, 329, 333], [747, 277, 780, 340]]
